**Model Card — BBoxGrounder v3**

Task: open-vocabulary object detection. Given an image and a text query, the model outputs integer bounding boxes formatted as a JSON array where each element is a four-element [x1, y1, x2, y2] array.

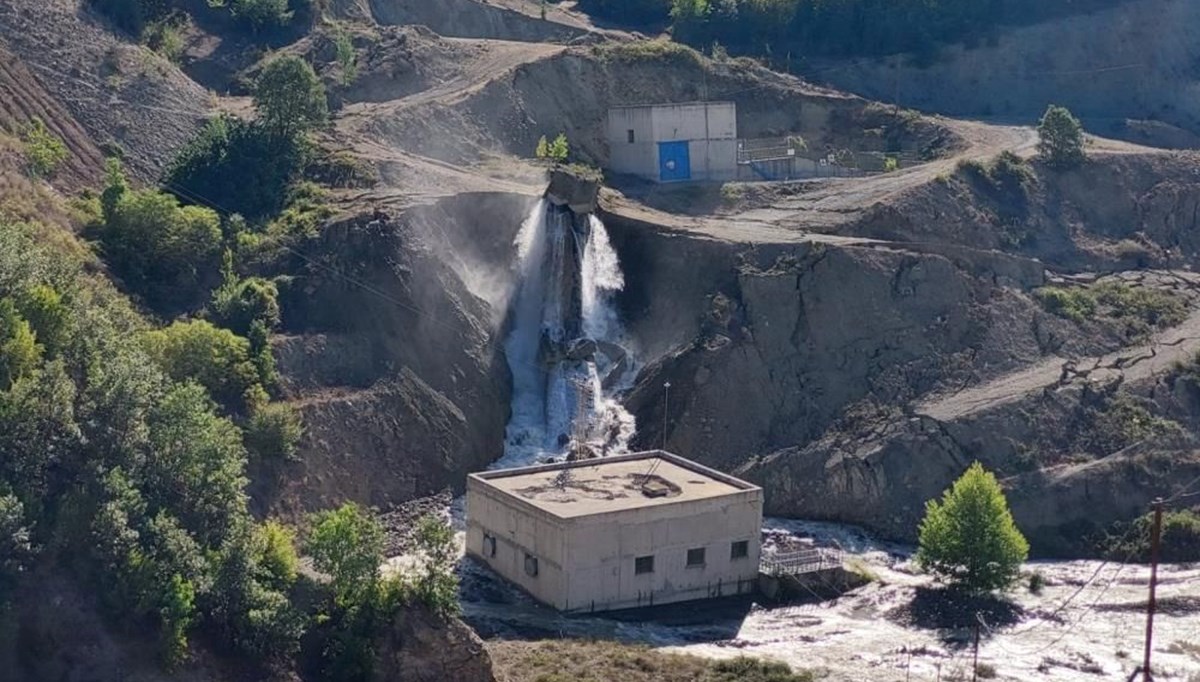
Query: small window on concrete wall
[[627, 129, 636, 143], [731, 540, 749, 560], [524, 553, 539, 577], [635, 555, 655, 575], [687, 547, 706, 567], [482, 533, 496, 557]]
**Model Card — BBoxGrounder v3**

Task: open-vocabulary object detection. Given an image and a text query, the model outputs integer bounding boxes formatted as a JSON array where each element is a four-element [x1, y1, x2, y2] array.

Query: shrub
[[90, 0, 170, 34], [307, 503, 384, 605], [21, 118, 69, 178], [254, 56, 328, 139], [141, 320, 265, 414], [244, 402, 303, 461], [1037, 105, 1085, 169], [17, 285, 70, 358], [1083, 393, 1179, 455], [256, 520, 299, 587], [96, 183, 223, 313], [412, 515, 459, 616], [143, 16, 187, 63], [333, 24, 358, 85], [1107, 509, 1200, 562], [230, 0, 292, 30], [0, 299, 42, 391], [210, 252, 281, 336], [916, 462, 1029, 593], [535, 133, 570, 163], [165, 114, 306, 221], [1034, 286, 1095, 323], [1027, 570, 1045, 594], [710, 657, 814, 681], [0, 494, 34, 602]]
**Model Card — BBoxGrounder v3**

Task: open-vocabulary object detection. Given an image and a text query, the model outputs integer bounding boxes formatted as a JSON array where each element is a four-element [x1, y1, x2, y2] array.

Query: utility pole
[[1142, 498, 1165, 682], [972, 618, 981, 682], [661, 381, 671, 450]]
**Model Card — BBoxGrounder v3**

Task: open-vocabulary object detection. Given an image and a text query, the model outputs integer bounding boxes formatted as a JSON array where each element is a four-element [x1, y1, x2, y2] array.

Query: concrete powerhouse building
[[465, 451, 763, 612], [607, 102, 737, 182]]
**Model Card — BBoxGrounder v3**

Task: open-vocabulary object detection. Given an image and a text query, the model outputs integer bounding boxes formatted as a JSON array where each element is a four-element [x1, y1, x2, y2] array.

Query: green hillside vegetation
[[579, 0, 1130, 62]]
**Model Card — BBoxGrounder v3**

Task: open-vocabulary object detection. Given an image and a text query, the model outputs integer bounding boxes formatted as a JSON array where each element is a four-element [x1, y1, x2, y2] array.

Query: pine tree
[[1037, 104, 1085, 169], [916, 462, 1029, 593]]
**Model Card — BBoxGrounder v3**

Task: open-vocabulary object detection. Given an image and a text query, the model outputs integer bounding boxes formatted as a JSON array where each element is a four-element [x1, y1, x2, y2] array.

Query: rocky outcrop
[[374, 607, 496, 682], [269, 196, 530, 515], [546, 166, 601, 215]]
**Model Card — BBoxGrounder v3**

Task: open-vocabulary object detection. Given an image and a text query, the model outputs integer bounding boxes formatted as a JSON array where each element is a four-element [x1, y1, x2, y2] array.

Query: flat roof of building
[[609, 101, 736, 111], [469, 451, 757, 519]]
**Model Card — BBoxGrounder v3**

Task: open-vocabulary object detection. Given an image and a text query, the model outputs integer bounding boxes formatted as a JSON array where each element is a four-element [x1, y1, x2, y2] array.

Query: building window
[[627, 129, 635, 144], [482, 533, 496, 558], [731, 540, 749, 560], [634, 555, 655, 575], [686, 547, 706, 567], [524, 553, 539, 577]]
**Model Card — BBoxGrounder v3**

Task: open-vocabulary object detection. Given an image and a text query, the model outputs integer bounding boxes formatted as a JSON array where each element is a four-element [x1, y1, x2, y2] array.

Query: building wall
[[465, 479, 569, 609], [607, 106, 658, 178], [606, 103, 738, 182], [561, 489, 763, 612]]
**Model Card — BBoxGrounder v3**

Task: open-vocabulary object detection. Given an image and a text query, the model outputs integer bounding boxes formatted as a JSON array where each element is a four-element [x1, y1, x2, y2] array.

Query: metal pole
[[662, 381, 671, 450], [1142, 498, 1164, 682], [972, 620, 980, 682]]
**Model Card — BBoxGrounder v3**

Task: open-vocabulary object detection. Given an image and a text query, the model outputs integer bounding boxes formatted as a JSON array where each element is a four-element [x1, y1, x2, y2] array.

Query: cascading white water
[[497, 200, 636, 469]]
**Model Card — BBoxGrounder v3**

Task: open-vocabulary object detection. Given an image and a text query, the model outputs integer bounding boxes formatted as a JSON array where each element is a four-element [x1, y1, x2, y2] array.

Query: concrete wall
[[465, 478, 570, 609], [562, 489, 762, 612], [606, 103, 738, 182]]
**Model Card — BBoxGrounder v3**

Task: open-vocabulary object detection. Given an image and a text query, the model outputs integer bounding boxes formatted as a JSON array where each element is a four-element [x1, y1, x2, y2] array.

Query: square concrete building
[[465, 451, 762, 613], [607, 102, 737, 183]]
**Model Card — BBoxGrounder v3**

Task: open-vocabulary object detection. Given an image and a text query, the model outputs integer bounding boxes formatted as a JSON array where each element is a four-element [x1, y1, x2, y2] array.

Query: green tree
[[230, 0, 292, 29], [142, 320, 265, 415], [333, 24, 358, 85], [916, 462, 1029, 593], [412, 515, 459, 616], [210, 252, 281, 336], [1037, 104, 1085, 169], [100, 157, 128, 223], [97, 187, 223, 313], [244, 402, 303, 461], [256, 520, 300, 587], [0, 494, 34, 602], [21, 118, 69, 178], [17, 285, 70, 357], [254, 56, 328, 139], [165, 114, 306, 221], [548, 133, 569, 162], [159, 573, 196, 665], [307, 503, 384, 605], [0, 299, 41, 390]]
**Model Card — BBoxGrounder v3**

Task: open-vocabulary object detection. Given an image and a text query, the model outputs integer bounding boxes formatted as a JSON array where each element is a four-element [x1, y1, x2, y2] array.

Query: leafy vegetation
[[535, 133, 571, 163], [0, 219, 300, 664], [916, 462, 1029, 593], [1104, 509, 1200, 562], [141, 319, 270, 415], [1034, 281, 1185, 337], [20, 118, 69, 178], [1037, 105, 1086, 169], [333, 24, 359, 85], [1081, 392, 1180, 455], [491, 639, 815, 682], [255, 55, 329, 140], [91, 0, 306, 39], [93, 163, 224, 313], [578, 0, 1127, 62]]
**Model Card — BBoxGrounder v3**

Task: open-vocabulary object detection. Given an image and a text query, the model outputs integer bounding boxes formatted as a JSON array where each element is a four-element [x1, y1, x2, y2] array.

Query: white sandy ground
[[431, 513, 1200, 682]]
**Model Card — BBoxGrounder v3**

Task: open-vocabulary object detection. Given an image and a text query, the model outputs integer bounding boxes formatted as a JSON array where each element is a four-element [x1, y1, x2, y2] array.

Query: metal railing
[[760, 547, 845, 577]]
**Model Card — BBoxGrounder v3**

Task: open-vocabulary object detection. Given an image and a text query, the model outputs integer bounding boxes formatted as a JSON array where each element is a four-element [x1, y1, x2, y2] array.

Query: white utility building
[[465, 450, 763, 613], [606, 102, 738, 183]]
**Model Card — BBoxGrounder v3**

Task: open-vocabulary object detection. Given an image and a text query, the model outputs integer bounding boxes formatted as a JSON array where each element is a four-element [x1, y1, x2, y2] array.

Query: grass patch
[[490, 639, 813, 682], [1034, 281, 1186, 337], [593, 39, 704, 66]]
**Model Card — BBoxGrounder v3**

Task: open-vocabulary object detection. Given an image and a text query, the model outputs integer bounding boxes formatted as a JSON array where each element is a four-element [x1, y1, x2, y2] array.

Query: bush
[[1107, 509, 1200, 562], [710, 657, 814, 681], [254, 56, 328, 139], [1034, 286, 1095, 323], [229, 0, 292, 29], [95, 179, 223, 313], [165, 115, 307, 222], [141, 320, 265, 415], [412, 515, 459, 616], [1027, 570, 1045, 594], [0, 299, 42, 391], [916, 462, 1029, 593], [210, 252, 281, 336], [17, 285, 70, 358], [21, 118, 69, 178], [143, 16, 187, 63], [90, 0, 170, 35], [1037, 105, 1085, 169], [256, 520, 299, 587], [307, 503, 384, 605], [244, 402, 303, 461], [535, 133, 570, 163]]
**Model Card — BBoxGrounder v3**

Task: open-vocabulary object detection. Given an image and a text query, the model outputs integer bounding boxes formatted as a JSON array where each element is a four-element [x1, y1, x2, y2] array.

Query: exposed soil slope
[[815, 0, 1200, 146]]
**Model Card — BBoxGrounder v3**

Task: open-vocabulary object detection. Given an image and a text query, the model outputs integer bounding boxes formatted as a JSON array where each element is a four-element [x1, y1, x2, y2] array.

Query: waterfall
[[498, 200, 636, 469]]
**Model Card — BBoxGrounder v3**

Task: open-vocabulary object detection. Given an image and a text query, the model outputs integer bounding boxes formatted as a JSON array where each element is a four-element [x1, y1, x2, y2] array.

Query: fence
[[760, 547, 845, 577]]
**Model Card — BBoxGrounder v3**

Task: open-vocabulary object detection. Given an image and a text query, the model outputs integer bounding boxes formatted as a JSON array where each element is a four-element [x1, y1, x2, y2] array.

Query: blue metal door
[[657, 141, 691, 182]]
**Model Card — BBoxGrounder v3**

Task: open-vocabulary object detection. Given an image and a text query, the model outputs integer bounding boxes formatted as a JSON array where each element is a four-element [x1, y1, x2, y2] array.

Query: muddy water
[[455, 517, 1200, 682]]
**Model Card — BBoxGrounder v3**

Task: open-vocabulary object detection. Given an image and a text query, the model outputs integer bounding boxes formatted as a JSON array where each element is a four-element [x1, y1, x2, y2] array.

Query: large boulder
[[375, 608, 496, 682]]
